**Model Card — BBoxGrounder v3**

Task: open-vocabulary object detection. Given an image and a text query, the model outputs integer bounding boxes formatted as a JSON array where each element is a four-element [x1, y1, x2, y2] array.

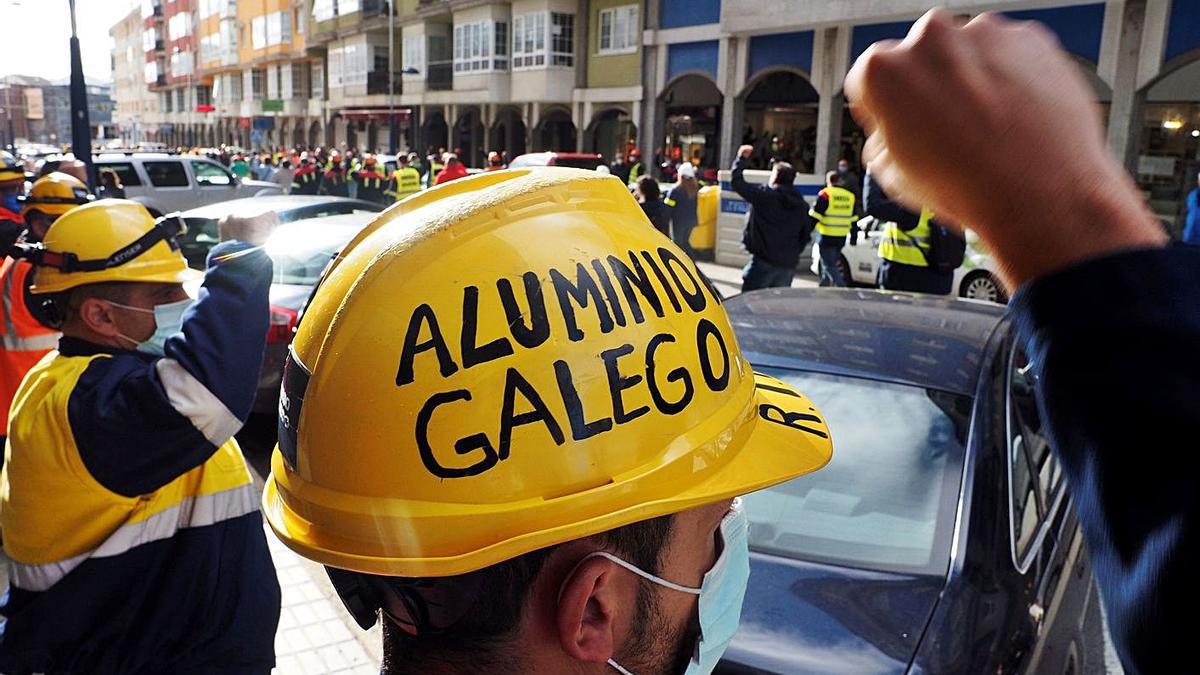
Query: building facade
[[108, 0, 1200, 229]]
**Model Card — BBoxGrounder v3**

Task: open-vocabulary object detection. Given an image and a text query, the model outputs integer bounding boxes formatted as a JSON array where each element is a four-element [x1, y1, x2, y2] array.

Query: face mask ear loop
[[579, 551, 703, 596], [607, 659, 636, 675]]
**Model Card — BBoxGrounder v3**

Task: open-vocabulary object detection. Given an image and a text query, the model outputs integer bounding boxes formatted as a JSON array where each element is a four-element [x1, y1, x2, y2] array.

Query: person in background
[[864, 171, 953, 294], [609, 152, 631, 185], [319, 162, 349, 198], [485, 151, 506, 172], [434, 154, 468, 185], [352, 155, 389, 205], [425, 150, 444, 188], [809, 170, 857, 287], [290, 154, 320, 195], [731, 144, 809, 291], [271, 160, 294, 194], [386, 154, 422, 202], [595, 164, 612, 175], [837, 158, 863, 215], [635, 174, 670, 236], [627, 148, 646, 187], [54, 158, 88, 186], [1184, 172, 1200, 245], [97, 168, 125, 200], [664, 161, 700, 259], [0, 152, 26, 229], [229, 154, 250, 179]]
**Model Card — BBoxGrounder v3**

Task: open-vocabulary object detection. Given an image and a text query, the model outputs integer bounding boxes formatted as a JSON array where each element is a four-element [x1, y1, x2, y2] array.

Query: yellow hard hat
[[263, 168, 833, 578], [31, 199, 201, 294], [0, 151, 24, 184], [20, 172, 93, 217]]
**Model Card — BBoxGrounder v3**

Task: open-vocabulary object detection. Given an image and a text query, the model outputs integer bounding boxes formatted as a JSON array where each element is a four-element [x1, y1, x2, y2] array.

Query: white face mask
[[566, 499, 750, 675], [108, 297, 195, 356]]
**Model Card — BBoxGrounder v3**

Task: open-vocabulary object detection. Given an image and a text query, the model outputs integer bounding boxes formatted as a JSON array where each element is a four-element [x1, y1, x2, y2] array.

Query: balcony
[[367, 71, 403, 96], [426, 61, 452, 91], [362, 0, 392, 18]]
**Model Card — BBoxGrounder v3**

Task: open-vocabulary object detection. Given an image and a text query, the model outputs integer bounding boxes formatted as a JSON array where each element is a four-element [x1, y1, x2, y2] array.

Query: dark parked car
[[253, 212, 377, 413], [178, 195, 384, 269], [506, 152, 605, 170], [717, 289, 1105, 675]]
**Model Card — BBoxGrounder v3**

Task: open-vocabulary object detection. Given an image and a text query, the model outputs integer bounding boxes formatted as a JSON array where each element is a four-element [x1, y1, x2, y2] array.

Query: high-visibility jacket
[[879, 206, 935, 267], [0, 257, 59, 431], [628, 161, 645, 186], [386, 167, 421, 201], [353, 170, 388, 203], [427, 161, 444, 188], [0, 242, 280, 672], [810, 186, 857, 238], [291, 165, 319, 194], [319, 170, 349, 197]]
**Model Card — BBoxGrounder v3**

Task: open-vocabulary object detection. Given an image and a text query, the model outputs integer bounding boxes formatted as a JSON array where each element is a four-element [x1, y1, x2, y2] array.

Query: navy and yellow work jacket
[[0, 242, 281, 674]]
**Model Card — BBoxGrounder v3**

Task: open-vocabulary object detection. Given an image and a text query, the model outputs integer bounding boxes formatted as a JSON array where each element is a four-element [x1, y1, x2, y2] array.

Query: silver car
[[93, 153, 282, 216]]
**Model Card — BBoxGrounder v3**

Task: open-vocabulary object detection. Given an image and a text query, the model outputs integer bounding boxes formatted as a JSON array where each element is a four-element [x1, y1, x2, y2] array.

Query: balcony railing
[[426, 61, 452, 91], [367, 71, 403, 96]]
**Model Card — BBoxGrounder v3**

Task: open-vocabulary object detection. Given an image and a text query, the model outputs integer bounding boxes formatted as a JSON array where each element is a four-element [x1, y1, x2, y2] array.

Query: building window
[[199, 0, 221, 19], [338, 0, 360, 14], [168, 12, 193, 41], [161, 91, 173, 113], [513, 12, 572, 69], [403, 35, 425, 75], [251, 68, 265, 100], [144, 61, 158, 84], [252, 11, 291, 49], [170, 50, 194, 77], [175, 88, 186, 112], [512, 13, 545, 68], [196, 85, 211, 107], [599, 4, 638, 55], [143, 28, 157, 52], [311, 60, 324, 98], [292, 62, 310, 98], [313, 0, 334, 22], [454, 21, 507, 73], [550, 13, 574, 66]]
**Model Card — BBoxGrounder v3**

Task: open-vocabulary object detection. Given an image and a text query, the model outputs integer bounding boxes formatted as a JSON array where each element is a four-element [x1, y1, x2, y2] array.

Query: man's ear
[[556, 555, 626, 664], [78, 297, 121, 337]]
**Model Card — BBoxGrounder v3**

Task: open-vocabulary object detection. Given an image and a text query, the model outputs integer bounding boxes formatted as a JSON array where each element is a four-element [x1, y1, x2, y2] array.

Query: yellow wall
[[587, 0, 642, 88], [237, 0, 305, 64]]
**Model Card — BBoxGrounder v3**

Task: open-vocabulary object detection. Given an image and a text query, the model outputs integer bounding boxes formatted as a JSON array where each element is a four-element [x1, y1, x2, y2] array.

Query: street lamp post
[[67, 0, 96, 190], [388, 0, 397, 154]]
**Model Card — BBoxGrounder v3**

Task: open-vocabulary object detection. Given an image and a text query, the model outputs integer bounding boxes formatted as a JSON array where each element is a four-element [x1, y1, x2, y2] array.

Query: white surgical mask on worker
[[566, 499, 750, 675], [109, 298, 195, 356]]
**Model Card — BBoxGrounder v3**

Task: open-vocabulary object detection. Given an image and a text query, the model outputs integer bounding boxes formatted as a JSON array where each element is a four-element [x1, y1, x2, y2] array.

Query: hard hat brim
[[262, 370, 832, 578], [32, 265, 202, 294]]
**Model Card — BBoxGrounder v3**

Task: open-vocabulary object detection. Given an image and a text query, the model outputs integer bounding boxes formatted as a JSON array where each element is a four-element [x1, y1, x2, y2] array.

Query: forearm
[[1011, 245, 1200, 670]]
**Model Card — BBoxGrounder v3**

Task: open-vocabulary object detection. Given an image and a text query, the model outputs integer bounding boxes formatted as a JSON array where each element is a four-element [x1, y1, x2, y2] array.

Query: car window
[[101, 162, 142, 186], [191, 160, 234, 186], [742, 369, 969, 576], [144, 161, 190, 188], [179, 217, 220, 269], [266, 230, 357, 286], [1008, 344, 1063, 569]]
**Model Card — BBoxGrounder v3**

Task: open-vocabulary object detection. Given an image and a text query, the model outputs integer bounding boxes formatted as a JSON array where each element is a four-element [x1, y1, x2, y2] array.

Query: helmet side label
[[393, 247, 734, 480]]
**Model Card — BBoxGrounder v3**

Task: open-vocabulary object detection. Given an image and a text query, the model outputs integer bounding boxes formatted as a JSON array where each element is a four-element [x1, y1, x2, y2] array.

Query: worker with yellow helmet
[[264, 168, 832, 674], [0, 173, 93, 445], [0, 200, 281, 671]]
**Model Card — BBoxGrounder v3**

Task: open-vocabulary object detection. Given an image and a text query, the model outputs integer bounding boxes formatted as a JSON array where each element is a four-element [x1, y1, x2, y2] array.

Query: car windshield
[[265, 228, 357, 286], [744, 368, 970, 576]]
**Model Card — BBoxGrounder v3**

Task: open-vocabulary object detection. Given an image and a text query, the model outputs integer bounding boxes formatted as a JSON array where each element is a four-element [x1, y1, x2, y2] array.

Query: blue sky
[[0, 0, 136, 83]]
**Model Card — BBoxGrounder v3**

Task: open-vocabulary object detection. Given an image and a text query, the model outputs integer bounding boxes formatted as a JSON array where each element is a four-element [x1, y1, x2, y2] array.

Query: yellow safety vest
[[386, 167, 422, 201], [810, 186, 857, 237], [1, 351, 258, 586], [879, 207, 935, 267]]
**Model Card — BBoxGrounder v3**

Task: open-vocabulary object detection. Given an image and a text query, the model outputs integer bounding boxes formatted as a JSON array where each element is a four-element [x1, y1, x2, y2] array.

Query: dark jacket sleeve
[[862, 173, 920, 230], [1010, 244, 1200, 675], [731, 158, 773, 208], [812, 191, 829, 215], [70, 241, 273, 497]]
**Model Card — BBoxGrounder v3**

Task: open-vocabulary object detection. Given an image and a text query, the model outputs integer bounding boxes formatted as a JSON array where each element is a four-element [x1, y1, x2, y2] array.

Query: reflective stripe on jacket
[[879, 207, 935, 267], [0, 257, 59, 430], [811, 186, 857, 237]]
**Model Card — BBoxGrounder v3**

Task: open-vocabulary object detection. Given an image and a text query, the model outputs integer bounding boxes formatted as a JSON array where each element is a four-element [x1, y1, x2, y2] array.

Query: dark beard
[[613, 584, 700, 675]]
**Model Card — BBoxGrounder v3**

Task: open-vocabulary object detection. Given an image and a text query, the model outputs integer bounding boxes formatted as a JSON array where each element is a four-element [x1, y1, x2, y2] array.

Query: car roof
[[725, 288, 1008, 396], [273, 211, 378, 232], [265, 212, 377, 251], [180, 196, 370, 219]]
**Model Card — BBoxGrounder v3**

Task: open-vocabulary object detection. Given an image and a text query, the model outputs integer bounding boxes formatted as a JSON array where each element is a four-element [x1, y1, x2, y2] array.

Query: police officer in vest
[[810, 170, 858, 287], [0, 173, 92, 447], [385, 154, 422, 203], [0, 202, 281, 672], [353, 155, 389, 205], [864, 170, 954, 294]]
